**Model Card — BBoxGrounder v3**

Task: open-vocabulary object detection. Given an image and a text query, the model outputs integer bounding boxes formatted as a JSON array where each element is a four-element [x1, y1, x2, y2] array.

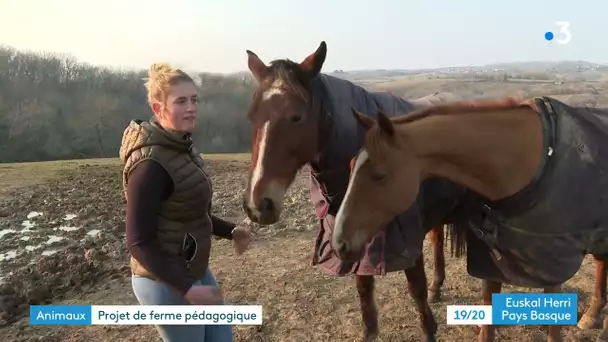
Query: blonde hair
[[143, 63, 195, 107]]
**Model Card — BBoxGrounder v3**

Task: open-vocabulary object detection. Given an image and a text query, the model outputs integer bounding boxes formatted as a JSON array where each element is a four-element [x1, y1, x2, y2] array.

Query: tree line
[[0, 45, 257, 163], [3, 45, 604, 163]]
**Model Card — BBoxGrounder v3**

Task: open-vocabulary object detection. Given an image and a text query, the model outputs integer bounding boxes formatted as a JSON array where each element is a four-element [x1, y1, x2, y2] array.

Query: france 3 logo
[[544, 21, 572, 45]]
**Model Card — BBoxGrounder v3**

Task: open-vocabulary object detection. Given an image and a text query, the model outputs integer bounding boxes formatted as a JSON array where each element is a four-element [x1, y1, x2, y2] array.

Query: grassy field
[[0, 154, 604, 341]]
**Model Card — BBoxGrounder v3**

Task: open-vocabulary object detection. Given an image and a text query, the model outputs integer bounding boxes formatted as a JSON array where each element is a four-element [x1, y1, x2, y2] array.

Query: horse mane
[[388, 96, 534, 259], [391, 96, 530, 125]]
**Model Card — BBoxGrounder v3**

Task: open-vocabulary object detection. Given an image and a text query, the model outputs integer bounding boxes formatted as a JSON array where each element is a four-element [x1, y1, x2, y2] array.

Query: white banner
[[91, 305, 263, 325]]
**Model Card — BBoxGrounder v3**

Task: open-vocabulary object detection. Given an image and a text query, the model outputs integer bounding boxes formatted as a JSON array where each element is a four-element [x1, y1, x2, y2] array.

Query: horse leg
[[579, 256, 607, 329], [477, 280, 502, 342], [600, 317, 608, 342], [355, 275, 379, 342], [428, 225, 446, 303], [404, 253, 438, 342], [590, 257, 608, 342], [544, 284, 564, 342]]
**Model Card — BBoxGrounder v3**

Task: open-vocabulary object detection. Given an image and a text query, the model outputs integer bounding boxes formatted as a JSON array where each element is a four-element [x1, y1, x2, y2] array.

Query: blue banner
[[492, 293, 577, 325], [30, 305, 92, 325]]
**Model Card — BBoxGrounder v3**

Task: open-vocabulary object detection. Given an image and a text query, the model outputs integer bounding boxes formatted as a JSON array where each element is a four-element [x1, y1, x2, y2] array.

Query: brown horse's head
[[332, 109, 422, 261], [243, 41, 327, 225]]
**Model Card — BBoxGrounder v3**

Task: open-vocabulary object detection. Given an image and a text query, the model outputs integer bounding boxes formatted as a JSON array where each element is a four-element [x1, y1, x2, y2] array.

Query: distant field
[[360, 75, 608, 107]]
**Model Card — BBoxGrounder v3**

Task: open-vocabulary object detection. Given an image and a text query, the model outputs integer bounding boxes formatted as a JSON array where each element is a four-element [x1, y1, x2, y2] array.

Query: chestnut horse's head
[[332, 109, 422, 261], [243, 41, 328, 225]]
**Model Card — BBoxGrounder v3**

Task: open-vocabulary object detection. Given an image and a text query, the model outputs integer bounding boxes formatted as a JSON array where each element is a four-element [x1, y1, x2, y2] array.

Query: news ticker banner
[[30, 305, 262, 325], [447, 293, 577, 325], [29, 293, 575, 326]]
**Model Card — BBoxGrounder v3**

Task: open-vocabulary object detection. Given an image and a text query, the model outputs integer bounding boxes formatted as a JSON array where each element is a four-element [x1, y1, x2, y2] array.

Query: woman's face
[[153, 81, 199, 133]]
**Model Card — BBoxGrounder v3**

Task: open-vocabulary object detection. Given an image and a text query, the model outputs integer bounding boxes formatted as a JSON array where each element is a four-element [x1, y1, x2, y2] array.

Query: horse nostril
[[260, 197, 275, 214]]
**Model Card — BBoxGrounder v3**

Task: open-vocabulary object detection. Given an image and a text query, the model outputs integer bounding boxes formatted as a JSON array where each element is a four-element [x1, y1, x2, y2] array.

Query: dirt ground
[[0, 155, 604, 341]]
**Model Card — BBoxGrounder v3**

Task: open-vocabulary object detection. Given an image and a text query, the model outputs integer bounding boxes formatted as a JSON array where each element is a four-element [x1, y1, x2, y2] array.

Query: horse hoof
[[578, 313, 598, 330], [428, 290, 441, 303], [363, 331, 378, 342], [363, 328, 378, 342]]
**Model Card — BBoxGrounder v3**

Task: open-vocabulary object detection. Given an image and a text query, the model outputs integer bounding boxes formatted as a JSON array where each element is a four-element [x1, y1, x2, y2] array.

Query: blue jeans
[[131, 268, 234, 342]]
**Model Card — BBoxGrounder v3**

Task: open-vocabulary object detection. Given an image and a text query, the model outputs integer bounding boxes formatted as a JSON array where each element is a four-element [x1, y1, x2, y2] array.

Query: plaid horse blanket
[[307, 74, 464, 276]]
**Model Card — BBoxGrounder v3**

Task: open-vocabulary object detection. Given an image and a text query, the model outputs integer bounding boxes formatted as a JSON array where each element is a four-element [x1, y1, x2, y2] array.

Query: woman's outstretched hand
[[232, 226, 252, 255]]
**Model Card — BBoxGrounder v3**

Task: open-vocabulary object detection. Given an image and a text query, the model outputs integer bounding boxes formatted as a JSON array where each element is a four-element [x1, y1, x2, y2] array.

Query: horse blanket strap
[[468, 205, 501, 258], [467, 205, 523, 282]]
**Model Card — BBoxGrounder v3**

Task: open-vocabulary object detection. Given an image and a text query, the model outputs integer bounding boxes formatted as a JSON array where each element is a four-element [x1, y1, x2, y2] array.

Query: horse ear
[[351, 108, 374, 131], [246, 50, 269, 82], [299, 41, 327, 79], [376, 110, 395, 137]]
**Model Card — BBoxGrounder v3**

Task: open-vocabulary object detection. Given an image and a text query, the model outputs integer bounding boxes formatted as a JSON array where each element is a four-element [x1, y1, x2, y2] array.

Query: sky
[[0, 0, 605, 74]]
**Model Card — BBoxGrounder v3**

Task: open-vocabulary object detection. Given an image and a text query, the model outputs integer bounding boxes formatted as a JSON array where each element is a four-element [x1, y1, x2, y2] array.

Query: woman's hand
[[232, 226, 252, 255], [184, 285, 224, 305]]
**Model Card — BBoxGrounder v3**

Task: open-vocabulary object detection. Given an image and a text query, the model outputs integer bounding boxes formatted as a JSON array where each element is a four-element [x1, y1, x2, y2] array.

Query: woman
[[119, 63, 251, 342]]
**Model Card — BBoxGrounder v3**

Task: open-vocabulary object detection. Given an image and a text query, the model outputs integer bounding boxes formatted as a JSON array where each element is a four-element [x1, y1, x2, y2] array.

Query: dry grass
[[0, 155, 605, 341]]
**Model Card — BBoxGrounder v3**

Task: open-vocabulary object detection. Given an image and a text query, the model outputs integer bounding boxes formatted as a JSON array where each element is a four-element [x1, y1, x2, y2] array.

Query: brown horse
[[331, 97, 608, 341], [241, 41, 470, 341]]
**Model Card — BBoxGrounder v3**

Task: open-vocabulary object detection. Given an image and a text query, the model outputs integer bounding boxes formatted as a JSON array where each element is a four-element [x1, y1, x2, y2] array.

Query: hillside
[[1, 44, 607, 163]]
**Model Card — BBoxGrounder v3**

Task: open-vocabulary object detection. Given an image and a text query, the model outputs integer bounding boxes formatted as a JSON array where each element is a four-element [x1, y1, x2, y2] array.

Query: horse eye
[[370, 172, 385, 182], [290, 115, 303, 123]]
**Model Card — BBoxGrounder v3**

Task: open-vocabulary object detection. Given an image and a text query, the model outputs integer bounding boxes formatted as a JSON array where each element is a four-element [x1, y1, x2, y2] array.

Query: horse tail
[[444, 190, 478, 258], [444, 221, 468, 258]]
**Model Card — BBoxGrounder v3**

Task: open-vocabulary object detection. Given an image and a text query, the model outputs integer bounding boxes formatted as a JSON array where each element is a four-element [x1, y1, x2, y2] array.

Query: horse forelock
[[260, 59, 309, 103], [364, 125, 389, 158]]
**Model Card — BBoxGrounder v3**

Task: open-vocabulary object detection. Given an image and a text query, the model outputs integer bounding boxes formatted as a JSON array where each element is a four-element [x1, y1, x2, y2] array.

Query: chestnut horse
[[331, 98, 608, 341], [241, 41, 472, 341]]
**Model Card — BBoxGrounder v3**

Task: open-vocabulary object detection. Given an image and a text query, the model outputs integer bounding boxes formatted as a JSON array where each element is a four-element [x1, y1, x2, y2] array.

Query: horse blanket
[[308, 74, 465, 276], [462, 96, 608, 288]]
